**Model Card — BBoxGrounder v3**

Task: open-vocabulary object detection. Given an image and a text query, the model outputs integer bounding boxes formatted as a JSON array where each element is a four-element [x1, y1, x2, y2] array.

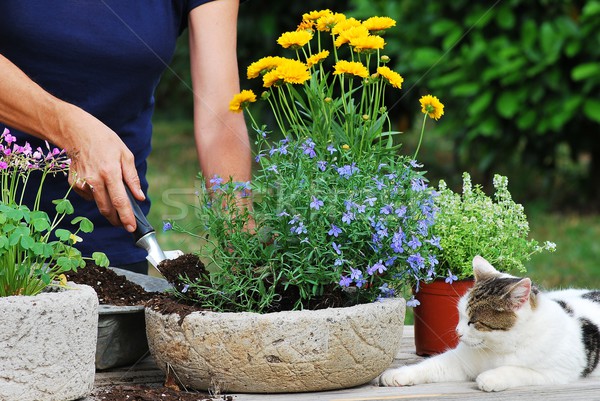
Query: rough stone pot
[[0, 283, 98, 401], [146, 298, 405, 393]]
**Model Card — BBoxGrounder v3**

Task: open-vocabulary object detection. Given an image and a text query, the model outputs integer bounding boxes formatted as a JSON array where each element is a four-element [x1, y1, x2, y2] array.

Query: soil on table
[[92, 385, 232, 401]]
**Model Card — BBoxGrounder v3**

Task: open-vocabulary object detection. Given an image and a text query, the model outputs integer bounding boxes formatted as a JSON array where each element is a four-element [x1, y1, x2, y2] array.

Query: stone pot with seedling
[[0, 129, 109, 401]]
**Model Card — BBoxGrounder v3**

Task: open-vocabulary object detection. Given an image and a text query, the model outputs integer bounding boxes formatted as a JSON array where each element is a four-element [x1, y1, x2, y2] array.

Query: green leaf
[[53, 199, 74, 215], [92, 252, 110, 267], [71, 216, 94, 233], [496, 91, 520, 118], [20, 236, 35, 250], [31, 218, 50, 233], [0, 235, 8, 249], [571, 63, 600, 81], [468, 91, 493, 116], [583, 99, 600, 123], [55, 228, 72, 242]]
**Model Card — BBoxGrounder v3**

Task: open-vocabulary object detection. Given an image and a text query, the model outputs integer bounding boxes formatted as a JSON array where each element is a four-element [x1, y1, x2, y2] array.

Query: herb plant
[[432, 172, 556, 281], [0, 129, 109, 297], [169, 10, 445, 313]]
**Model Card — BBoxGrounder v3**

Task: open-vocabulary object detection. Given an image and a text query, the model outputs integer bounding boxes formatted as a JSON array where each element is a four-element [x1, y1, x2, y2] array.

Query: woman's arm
[[188, 0, 252, 188], [0, 53, 142, 232]]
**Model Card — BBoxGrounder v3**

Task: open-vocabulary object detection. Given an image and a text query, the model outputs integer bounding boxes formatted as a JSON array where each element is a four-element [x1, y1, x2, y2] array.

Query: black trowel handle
[[125, 185, 154, 242]]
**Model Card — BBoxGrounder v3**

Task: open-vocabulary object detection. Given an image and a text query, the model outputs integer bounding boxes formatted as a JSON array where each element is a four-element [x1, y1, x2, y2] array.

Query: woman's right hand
[[60, 104, 144, 232]]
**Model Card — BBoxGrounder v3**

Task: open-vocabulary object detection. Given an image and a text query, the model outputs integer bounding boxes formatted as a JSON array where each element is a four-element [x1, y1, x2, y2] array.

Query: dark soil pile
[[92, 385, 232, 401], [65, 262, 154, 306]]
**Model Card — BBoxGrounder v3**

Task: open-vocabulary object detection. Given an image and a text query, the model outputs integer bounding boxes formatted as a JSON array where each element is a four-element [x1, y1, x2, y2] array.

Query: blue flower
[[337, 163, 359, 179], [406, 297, 421, 307], [327, 144, 337, 154], [426, 236, 442, 249], [411, 178, 427, 192], [365, 197, 377, 206], [328, 224, 342, 237], [355, 277, 367, 288], [378, 283, 395, 297], [332, 242, 342, 255], [445, 270, 458, 284], [162, 221, 172, 232], [267, 164, 279, 174], [339, 275, 352, 287], [342, 212, 355, 224], [209, 175, 224, 188], [310, 196, 324, 210], [395, 205, 407, 218], [373, 177, 386, 190], [407, 253, 425, 271], [317, 160, 327, 171], [367, 260, 386, 275], [350, 268, 363, 280], [255, 153, 265, 162], [379, 204, 393, 215], [407, 235, 422, 250], [334, 258, 344, 266], [301, 138, 316, 158]]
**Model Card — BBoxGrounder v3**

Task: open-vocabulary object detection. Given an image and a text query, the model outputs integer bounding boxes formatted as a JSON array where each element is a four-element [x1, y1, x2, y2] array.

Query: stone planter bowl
[[145, 298, 405, 393], [0, 283, 98, 401]]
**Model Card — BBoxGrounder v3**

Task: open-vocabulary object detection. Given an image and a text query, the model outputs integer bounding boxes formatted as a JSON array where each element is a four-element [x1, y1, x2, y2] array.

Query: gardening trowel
[[125, 186, 183, 273]]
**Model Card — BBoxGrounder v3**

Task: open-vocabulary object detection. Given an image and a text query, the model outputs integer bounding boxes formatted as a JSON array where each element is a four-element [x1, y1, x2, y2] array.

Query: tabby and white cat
[[378, 255, 600, 392]]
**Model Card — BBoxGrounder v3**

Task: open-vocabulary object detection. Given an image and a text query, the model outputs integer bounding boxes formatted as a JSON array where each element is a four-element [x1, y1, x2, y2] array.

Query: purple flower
[[395, 206, 407, 218], [0, 161, 8, 170], [332, 242, 342, 255], [328, 224, 342, 237], [301, 138, 316, 158], [337, 163, 359, 179], [334, 258, 344, 266], [209, 175, 223, 187], [407, 235, 422, 250], [373, 177, 386, 190], [339, 275, 352, 287], [406, 297, 421, 308], [426, 236, 442, 249], [379, 204, 393, 215], [378, 283, 395, 297], [409, 159, 423, 168], [350, 268, 362, 280], [317, 160, 327, 171], [162, 222, 173, 232], [267, 164, 279, 174], [355, 277, 367, 288], [327, 144, 337, 154], [407, 253, 425, 271], [255, 153, 265, 162], [445, 270, 458, 284], [341, 211, 355, 224], [411, 178, 427, 192], [365, 197, 377, 206], [310, 196, 324, 210], [367, 260, 387, 275]]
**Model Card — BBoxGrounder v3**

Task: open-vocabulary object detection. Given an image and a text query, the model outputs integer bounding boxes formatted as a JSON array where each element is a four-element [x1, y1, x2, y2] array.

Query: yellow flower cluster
[[232, 9, 443, 130]]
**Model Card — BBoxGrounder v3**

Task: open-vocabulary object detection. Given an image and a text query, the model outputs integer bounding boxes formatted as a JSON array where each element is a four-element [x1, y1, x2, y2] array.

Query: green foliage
[[349, 0, 600, 204], [0, 132, 109, 297], [433, 172, 556, 280], [171, 137, 437, 313]]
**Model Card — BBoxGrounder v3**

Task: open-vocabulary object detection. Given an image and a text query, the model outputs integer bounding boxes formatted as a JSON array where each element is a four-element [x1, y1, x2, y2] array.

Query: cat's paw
[[476, 370, 511, 392], [376, 367, 418, 387]]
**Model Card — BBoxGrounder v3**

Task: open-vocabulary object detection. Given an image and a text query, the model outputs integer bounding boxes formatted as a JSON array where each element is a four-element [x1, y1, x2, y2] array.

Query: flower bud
[[380, 55, 390, 63]]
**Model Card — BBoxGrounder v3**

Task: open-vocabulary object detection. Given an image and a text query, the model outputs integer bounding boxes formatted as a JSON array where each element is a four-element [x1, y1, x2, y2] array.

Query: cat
[[377, 255, 600, 392]]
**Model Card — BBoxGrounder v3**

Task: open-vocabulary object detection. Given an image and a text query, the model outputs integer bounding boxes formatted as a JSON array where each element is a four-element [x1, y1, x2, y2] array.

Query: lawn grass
[[147, 118, 600, 295]]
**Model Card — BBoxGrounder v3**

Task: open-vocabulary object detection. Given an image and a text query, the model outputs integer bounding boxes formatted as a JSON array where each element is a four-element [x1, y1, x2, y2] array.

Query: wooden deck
[[90, 326, 600, 401]]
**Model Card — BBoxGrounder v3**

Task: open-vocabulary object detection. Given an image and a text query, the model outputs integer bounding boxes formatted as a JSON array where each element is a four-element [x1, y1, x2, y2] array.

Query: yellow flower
[[58, 274, 68, 287], [331, 17, 362, 35], [263, 59, 310, 88], [229, 90, 257, 113], [341, 144, 350, 150], [420, 95, 445, 120], [333, 60, 369, 79], [297, 20, 314, 32], [334, 25, 369, 48], [69, 233, 82, 244], [277, 30, 313, 49], [315, 12, 345, 32], [302, 9, 332, 22], [349, 35, 385, 53], [306, 50, 329, 68], [377, 66, 404, 89], [247, 56, 286, 79], [363, 16, 396, 32]]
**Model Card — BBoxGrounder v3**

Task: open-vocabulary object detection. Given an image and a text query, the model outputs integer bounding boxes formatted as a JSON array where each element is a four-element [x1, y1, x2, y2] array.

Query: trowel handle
[[125, 185, 154, 242]]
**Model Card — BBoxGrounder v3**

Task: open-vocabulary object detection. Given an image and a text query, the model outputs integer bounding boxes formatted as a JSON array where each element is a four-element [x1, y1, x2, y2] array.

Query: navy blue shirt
[[0, 0, 213, 265]]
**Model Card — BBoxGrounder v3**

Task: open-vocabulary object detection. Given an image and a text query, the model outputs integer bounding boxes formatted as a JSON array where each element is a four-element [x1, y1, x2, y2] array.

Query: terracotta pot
[[145, 298, 405, 393], [413, 279, 474, 356]]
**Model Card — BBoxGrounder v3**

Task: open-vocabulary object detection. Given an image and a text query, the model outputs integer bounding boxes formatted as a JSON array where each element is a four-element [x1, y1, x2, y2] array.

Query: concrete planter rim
[[146, 297, 405, 393], [0, 283, 98, 401]]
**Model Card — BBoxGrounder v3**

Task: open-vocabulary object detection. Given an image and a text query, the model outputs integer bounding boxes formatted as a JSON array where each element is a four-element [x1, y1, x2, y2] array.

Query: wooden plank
[[89, 325, 600, 401]]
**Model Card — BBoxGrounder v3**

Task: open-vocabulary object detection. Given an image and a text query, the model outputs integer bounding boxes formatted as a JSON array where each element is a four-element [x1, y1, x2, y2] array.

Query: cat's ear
[[506, 278, 532, 310], [472, 256, 498, 282]]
